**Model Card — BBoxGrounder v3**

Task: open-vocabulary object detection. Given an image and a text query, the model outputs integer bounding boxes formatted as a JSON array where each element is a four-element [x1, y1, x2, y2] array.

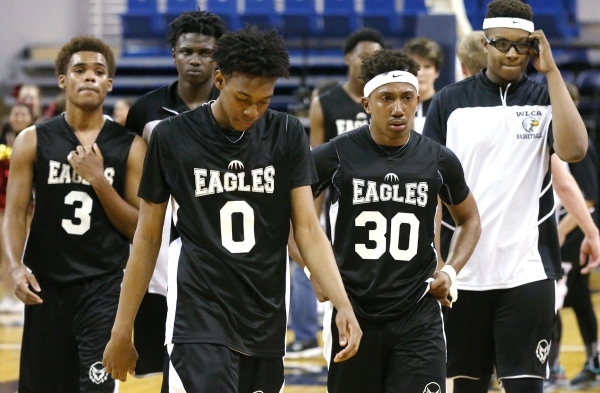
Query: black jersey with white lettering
[[320, 85, 369, 142], [23, 115, 134, 284], [312, 126, 469, 319], [424, 70, 560, 289], [138, 104, 316, 357]]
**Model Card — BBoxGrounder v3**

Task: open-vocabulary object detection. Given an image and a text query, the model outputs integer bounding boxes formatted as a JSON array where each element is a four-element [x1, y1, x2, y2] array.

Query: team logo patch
[[536, 339, 550, 363], [521, 117, 539, 133], [384, 173, 399, 182], [89, 362, 109, 384], [423, 382, 441, 393], [228, 160, 244, 170]]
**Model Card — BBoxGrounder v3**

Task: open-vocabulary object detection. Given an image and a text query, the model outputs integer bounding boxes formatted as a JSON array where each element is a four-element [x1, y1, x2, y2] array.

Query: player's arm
[[2, 126, 42, 305], [309, 96, 325, 148], [551, 154, 600, 273], [429, 192, 481, 306], [103, 198, 167, 382], [291, 185, 362, 362], [529, 30, 587, 161], [68, 136, 147, 240]]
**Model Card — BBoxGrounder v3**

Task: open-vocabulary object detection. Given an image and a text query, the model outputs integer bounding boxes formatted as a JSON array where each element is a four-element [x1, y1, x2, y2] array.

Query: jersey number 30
[[355, 211, 419, 261], [62, 191, 93, 235]]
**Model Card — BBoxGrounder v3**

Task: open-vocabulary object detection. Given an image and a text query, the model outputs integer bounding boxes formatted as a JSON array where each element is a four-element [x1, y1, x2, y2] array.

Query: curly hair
[[55, 36, 116, 78], [486, 0, 533, 21], [403, 37, 444, 71], [343, 28, 386, 54], [211, 26, 290, 78], [166, 10, 227, 49], [360, 49, 420, 83]]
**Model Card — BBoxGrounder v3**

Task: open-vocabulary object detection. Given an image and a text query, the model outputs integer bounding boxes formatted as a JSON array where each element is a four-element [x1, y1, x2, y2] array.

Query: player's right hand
[[11, 265, 42, 305], [333, 306, 362, 363], [102, 333, 138, 382]]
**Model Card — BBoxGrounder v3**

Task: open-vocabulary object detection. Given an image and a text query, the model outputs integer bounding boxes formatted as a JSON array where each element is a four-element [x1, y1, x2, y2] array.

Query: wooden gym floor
[[3, 276, 600, 393]]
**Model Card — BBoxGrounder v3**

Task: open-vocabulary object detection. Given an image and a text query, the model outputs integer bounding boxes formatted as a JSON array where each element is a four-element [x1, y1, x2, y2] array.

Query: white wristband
[[303, 266, 311, 279], [440, 265, 458, 306]]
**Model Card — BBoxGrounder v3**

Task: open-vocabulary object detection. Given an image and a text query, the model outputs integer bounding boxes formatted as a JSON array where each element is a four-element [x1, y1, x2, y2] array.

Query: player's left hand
[[333, 306, 362, 363], [428, 270, 452, 307], [68, 143, 105, 184], [529, 30, 558, 75], [102, 331, 138, 382], [579, 233, 600, 274]]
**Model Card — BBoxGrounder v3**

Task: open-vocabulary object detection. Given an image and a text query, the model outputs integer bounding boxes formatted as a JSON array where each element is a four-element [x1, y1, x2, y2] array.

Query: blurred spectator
[[17, 84, 42, 122], [457, 31, 487, 78], [112, 98, 134, 126], [43, 93, 66, 119], [0, 102, 34, 147], [403, 37, 444, 133]]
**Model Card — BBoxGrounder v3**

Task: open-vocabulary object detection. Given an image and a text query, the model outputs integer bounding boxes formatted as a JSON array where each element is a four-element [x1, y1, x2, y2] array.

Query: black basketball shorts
[[445, 279, 555, 380], [19, 271, 122, 393], [162, 343, 284, 393], [323, 295, 446, 393]]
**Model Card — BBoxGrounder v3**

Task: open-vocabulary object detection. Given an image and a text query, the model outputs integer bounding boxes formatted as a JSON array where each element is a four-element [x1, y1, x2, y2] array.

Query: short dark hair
[[403, 37, 444, 71], [485, 0, 533, 21], [360, 49, 420, 83], [55, 36, 116, 78], [343, 28, 386, 54], [166, 10, 227, 49], [211, 26, 290, 78]]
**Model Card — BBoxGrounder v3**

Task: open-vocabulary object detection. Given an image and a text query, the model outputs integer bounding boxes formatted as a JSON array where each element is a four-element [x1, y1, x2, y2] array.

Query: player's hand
[[102, 332, 138, 382], [68, 143, 105, 184], [310, 278, 329, 302], [529, 30, 558, 75], [10, 265, 42, 305], [333, 306, 362, 363], [580, 233, 600, 274], [428, 270, 451, 307]]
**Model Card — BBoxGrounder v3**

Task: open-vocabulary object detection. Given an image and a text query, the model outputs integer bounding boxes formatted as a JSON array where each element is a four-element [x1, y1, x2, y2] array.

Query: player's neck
[[178, 78, 214, 110], [63, 105, 105, 134], [369, 125, 410, 147], [343, 79, 365, 103]]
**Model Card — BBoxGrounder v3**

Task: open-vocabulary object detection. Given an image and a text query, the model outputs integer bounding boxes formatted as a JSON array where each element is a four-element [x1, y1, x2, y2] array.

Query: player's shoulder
[[130, 84, 171, 111], [436, 74, 477, 100]]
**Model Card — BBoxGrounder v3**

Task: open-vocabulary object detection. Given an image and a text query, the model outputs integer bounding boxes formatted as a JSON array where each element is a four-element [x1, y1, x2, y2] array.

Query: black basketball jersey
[[138, 104, 316, 357], [320, 85, 369, 142], [312, 126, 470, 319], [559, 140, 599, 263], [23, 115, 135, 284]]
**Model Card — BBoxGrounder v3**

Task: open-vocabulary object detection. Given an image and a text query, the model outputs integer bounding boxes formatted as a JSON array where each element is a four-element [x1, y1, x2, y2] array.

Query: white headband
[[483, 17, 534, 32], [363, 71, 419, 97]]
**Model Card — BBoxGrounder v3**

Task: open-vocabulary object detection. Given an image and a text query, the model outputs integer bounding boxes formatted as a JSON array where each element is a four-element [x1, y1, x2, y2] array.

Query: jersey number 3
[[62, 191, 93, 235], [355, 211, 419, 261]]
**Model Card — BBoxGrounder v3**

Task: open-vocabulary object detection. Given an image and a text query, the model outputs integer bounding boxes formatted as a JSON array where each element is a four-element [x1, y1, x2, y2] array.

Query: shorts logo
[[423, 382, 441, 393], [521, 117, 539, 133], [89, 362, 108, 384], [384, 173, 399, 182], [536, 339, 550, 363], [228, 160, 244, 170]]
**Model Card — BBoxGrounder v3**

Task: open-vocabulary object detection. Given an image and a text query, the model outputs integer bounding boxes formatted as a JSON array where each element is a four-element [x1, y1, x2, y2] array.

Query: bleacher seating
[[360, 0, 400, 37], [121, 0, 166, 56], [206, 0, 240, 31], [279, 0, 319, 38], [525, 0, 579, 38], [322, 0, 358, 38], [164, 0, 198, 26], [240, 0, 279, 30]]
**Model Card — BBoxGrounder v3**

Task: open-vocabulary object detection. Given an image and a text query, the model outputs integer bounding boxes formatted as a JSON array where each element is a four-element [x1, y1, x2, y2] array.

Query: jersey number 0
[[355, 211, 419, 261]]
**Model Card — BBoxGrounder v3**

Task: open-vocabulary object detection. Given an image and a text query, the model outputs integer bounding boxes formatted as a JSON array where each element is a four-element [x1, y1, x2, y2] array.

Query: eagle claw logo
[[228, 160, 244, 170], [384, 173, 399, 182], [423, 382, 441, 393], [89, 362, 109, 384], [536, 340, 550, 363], [521, 117, 540, 133]]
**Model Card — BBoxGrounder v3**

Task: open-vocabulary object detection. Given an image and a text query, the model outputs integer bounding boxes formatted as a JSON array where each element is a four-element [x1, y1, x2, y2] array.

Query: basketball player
[[402, 37, 443, 133], [309, 28, 385, 147], [2, 36, 146, 393], [311, 48, 481, 393], [123, 10, 226, 376], [423, 1, 594, 392], [103, 27, 362, 392]]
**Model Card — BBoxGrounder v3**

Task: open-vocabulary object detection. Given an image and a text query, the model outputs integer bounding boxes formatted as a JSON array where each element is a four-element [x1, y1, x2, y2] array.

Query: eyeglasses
[[485, 37, 533, 54]]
